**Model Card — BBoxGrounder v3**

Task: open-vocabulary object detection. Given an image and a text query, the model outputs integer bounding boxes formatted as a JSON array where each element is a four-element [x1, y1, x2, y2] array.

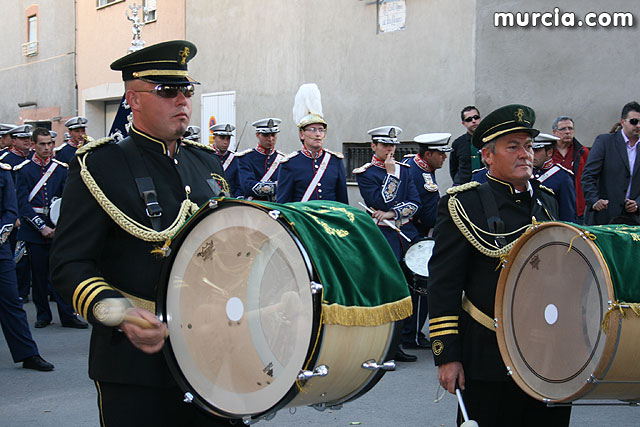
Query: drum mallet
[[93, 298, 169, 337], [455, 385, 479, 427], [358, 202, 411, 242]]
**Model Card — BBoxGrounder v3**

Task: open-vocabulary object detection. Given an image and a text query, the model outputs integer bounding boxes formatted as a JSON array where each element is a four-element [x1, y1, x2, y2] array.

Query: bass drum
[[157, 200, 398, 421], [496, 221, 640, 403]]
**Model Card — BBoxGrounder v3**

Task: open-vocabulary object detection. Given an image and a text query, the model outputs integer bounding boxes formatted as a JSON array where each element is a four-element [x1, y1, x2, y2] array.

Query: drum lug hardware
[[298, 364, 329, 381], [183, 392, 193, 403], [311, 402, 327, 412], [587, 374, 596, 384], [310, 281, 323, 294], [329, 404, 343, 411], [493, 318, 499, 329], [506, 366, 513, 376], [362, 359, 396, 371], [208, 200, 218, 209], [268, 209, 281, 220]]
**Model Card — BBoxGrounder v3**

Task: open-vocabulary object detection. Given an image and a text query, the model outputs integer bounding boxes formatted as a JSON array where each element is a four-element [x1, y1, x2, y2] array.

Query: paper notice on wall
[[378, 0, 406, 33]]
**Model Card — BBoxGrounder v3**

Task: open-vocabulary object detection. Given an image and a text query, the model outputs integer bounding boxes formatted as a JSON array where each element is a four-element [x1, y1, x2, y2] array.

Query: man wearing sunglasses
[[50, 41, 235, 426], [450, 106, 482, 185], [583, 101, 640, 225]]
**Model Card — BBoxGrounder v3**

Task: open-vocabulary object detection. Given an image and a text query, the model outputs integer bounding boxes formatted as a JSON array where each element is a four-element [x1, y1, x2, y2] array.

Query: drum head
[[496, 223, 614, 402], [49, 198, 61, 226], [404, 238, 434, 278], [161, 203, 316, 416]]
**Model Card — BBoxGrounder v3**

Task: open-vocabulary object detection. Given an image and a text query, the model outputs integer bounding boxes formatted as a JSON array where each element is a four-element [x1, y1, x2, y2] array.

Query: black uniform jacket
[[427, 174, 559, 381], [51, 126, 225, 386]]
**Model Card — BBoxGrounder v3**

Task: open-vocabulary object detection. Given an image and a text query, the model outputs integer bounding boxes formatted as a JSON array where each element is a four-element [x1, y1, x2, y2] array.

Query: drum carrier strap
[[477, 184, 507, 248], [118, 138, 163, 231]]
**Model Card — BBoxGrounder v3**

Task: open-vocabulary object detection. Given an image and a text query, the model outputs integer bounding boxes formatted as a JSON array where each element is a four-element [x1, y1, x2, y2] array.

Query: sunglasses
[[628, 118, 640, 126], [464, 115, 481, 123], [135, 84, 195, 98]]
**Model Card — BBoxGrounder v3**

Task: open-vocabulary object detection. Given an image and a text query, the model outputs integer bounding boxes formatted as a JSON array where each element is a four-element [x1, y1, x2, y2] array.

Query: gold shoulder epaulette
[[324, 148, 344, 159], [0, 162, 10, 171], [280, 151, 299, 163], [13, 159, 31, 171], [76, 137, 113, 156], [539, 184, 555, 195], [234, 148, 253, 157], [555, 164, 574, 176], [182, 139, 215, 152], [447, 181, 481, 195], [52, 158, 69, 168], [53, 143, 67, 152], [352, 163, 372, 174]]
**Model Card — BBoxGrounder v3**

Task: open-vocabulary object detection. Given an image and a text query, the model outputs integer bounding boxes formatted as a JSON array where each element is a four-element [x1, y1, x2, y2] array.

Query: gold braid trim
[[321, 296, 413, 327], [77, 150, 199, 242], [76, 136, 111, 156], [602, 301, 640, 334], [448, 194, 531, 258]]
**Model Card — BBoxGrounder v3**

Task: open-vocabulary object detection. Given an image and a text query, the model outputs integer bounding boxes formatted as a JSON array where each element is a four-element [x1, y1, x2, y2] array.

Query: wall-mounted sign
[[378, 0, 406, 33]]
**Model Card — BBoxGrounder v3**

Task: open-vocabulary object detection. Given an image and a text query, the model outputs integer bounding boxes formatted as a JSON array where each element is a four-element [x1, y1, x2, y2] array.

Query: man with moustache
[[582, 102, 640, 226], [210, 123, 242, 197], [237, 118, 285, 201], [14, 127, 86, 329], [428, 105, 569, 426], [50, 41, 234, 426], [450, 106, 482, 185]]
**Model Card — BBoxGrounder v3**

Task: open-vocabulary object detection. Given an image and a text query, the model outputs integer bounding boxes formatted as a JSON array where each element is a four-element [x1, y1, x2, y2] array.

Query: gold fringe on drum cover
[[601, 302, 640, 334], [321, 295, 413, 327]]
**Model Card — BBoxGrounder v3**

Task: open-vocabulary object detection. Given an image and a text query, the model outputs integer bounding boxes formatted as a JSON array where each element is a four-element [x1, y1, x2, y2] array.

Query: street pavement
[[1, 301, 638, 426]]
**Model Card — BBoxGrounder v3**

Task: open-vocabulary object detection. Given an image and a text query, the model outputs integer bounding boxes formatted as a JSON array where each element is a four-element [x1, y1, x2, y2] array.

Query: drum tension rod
[[242, 411, 277, 425], [298, 364, 329, 381], [310, 281, 323, 294], [268, 209, 280, 220], [587, 373, 640, 385], [362, 359, 396, 371]]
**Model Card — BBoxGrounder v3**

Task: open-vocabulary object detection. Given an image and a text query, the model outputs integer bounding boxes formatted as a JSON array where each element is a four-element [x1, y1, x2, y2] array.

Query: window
[[97, 0, 124, 8], [22, 9, 38, 57], [343, 141, 418, 182], [144, 0, 157, 22]]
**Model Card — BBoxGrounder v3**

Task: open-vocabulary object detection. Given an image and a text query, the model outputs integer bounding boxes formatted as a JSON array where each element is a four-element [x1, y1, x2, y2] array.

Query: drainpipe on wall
[[74, 0, 78, 116]]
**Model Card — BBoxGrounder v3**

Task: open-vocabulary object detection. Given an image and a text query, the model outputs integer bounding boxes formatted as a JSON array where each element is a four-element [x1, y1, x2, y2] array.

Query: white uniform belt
[[33, 207, 45, 214]]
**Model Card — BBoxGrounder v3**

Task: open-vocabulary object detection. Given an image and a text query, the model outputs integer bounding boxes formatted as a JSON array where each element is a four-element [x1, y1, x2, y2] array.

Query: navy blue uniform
[[15, 156, 77, 325], [354, 156, 420, 260], [472, 167, 488, 184], [237, 145, 285, 200], [53, 142, 78, 165], [3, 148, 33, 299], [276, 148, 348, 204], [0, 165, 40, 362], [402, 154, 440, 236], [212, 148, 242, 197], [533, 161, 576, 222]]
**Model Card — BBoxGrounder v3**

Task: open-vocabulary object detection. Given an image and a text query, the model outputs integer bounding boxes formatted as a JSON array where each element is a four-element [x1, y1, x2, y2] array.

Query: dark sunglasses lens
[[156, 85, 194, 98], [465, 115, 480, 122], [630, 118, 640, 126]]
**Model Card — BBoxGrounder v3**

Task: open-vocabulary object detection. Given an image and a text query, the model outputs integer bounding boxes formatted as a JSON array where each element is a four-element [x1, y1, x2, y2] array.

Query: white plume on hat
[[293, 83, 327, 128]]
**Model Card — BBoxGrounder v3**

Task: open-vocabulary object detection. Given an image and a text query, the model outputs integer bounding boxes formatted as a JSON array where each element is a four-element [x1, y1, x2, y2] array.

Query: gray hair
[[552, 116, 574, 131], [482, 141, 497, 155]]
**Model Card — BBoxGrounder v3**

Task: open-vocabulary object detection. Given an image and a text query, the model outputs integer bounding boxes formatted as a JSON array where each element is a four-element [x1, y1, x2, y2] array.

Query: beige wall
[[76, 0, 186, 138], [187, 0, 476, 190], [475, 0, 640, 148]]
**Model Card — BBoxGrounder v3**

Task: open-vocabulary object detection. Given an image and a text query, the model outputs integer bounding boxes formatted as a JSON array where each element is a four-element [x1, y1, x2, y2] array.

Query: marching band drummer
[[277, 83, 348, 204], [50, 40, 235, 426], [427, 105, 570, 426], [54, 116, 88, 164], [400, 133, 452, 351], [354, 125, 420, 362], [236, 118, 285, 201], [14, 127, 87, 330], [210, 123, 242, 197]]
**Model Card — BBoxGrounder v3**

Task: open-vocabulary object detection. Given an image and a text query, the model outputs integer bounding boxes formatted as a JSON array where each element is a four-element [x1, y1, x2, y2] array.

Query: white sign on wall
[[378, 0, 406, 33], [201, 91, 236, 148]]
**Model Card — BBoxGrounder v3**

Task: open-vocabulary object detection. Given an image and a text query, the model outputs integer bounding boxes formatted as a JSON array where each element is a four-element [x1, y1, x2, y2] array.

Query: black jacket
[[427, 175, 558, 381], [449, 132, 473, 185]]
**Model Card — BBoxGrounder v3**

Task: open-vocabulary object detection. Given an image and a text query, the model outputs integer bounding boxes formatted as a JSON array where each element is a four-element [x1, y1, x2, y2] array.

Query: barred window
[[343, 141, 418, 182]]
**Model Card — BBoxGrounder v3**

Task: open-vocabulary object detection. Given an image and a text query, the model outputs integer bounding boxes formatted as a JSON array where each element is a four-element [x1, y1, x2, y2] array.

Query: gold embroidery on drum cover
[[432, 340, 444, 356], [298, 206, 350, 238]]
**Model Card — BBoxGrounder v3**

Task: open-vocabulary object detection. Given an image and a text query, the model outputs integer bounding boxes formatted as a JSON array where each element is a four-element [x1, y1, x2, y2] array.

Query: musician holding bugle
[[50, 41, 235, 427], [427, 105, 570, 426], [354, 125, 420, 363]]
